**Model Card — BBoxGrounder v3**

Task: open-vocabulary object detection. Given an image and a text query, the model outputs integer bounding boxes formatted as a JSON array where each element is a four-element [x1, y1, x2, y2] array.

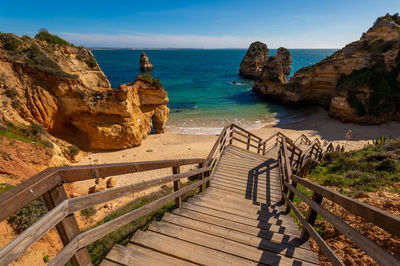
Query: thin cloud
[[58, 32, 344, 49]]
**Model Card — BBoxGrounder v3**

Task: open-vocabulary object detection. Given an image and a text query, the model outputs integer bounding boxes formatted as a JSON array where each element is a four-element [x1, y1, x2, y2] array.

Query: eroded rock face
[[140, 52, 153, 72], [253, 56, 287, 96], [276, 47, 292, 76], [252, 14, 400, 124], [0, 33, 169, 150], [239, 42, 269, 79]]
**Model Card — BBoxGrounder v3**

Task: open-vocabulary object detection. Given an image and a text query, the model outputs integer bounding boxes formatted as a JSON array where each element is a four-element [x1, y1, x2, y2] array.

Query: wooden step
[[181, 202, 301, 236], [201, 189, 286, 211], [172, 208, 309, 250], [191, 194, 297, 226], [210, 183, 283, 203], [212, 174, 282, 191], [213, 167, 280, 180], [149, 221, 316, 266], [103, 243, 195, 266], [130, 230, 256, 266], [162, 213, 319, 264], [187, 197, 296, 228], [227, 145, 271, 160], [205, 186, 283, 206]]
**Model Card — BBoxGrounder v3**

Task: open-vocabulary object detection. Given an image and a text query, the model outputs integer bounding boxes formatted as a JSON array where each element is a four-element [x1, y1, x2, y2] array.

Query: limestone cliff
[[276, 47, 292, 76], [252, 14, 400, 124], [239, 42, 269, 79], [0, 31, 169, 150], [140, 52, 153, 72]]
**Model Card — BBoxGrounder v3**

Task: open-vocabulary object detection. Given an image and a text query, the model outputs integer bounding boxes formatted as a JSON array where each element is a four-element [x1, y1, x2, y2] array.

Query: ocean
[[92, 49, 336, 134]]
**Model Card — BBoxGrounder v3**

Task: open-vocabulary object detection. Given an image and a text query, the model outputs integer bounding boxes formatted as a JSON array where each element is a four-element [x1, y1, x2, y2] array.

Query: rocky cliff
[[252, 14, 400, 124], [239, 41, 269, 79], [0, 31, 169, 150], [140, 52, 153, 72]]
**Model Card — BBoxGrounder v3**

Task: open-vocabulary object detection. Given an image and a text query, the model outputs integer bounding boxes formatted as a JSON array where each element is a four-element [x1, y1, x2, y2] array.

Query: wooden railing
[[0, 158, 207, 265], [0, 123, 375, 265], [278, 135, 400, 265]]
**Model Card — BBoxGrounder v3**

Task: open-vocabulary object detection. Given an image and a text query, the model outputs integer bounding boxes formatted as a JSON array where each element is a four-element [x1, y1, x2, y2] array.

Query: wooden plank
[[172, 208, 310, 250], [99, 259, 121, 266], [162, 214, 319, 264], [191, 194, 298, 225], [68, 167, 209, 212], [212, 172, 282, 187], [61, 158, 205, 182], [226, 145, 268, 160], [285, 182, 400, 265], [210, 182, 282, 203], [181, 202, 301, 237], [231, 124, 262, 140], [283, 193, 344, 266], [204, 125, 230, 166], [0, 169, 61, 222], [210, 179, 283, 197], [172, 166, 181, 208], [291, 175, 400, 238], [206, 185, 282, 204], [188, 196, 295, 226], [301, 192, 323, 240], [43, 184, 92, 266], [130, 230, 255, 266], [0, 201, 68, 265], [106, 244, 195, 266], [149, 221, 316, 266]]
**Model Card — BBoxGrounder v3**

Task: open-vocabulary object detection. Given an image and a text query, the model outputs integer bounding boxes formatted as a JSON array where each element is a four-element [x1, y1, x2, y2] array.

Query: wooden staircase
[[101, 145, 319, 265], [1, 123, 399, 266]]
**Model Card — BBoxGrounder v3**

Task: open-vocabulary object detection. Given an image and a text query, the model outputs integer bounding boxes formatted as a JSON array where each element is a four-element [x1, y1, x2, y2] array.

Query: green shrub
[[85, 58, 97, 68], [34, 29, 70, 46], [7, 196, 48, 233], [0, 183, 14, 194], [1, 35, 21, 51], [136, 73, 162, 89], [43, 254, 50, 263], [23, 123, 47, 137], [376, 158, 398, 172], [81, 207, 97, 219], [68, 145, 80, 158]]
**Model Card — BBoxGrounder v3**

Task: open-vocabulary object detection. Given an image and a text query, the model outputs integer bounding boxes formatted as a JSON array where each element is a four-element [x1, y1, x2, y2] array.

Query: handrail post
[[246, 133, 251, 150], [43, 183, 92, 266], [172, 166, 181, 208], [198, 163, 204, 193], [300, 192, 323, 240], [229, 124, 234, 144]]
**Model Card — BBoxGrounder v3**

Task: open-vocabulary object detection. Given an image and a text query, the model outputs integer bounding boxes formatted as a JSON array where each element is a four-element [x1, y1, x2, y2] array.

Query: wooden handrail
[[0, 166, 210, 265], [49, 175, 211, 266], [278, 135, 400, 265], [0, 158, 204, 222], [291, 175, 400, 237]]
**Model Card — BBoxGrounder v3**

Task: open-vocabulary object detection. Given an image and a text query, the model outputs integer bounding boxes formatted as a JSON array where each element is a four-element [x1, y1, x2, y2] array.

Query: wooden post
[[247, 134, 251, 150], [229, 125, 234, 144], [300, 192, 323, 240], [172, 166, 182, 208], [257, 141, 261, 154], [262, 143, 266, 155], [43, 184, 92, 266], [285, 180, 297, 213], [198, 163, 204, 193]]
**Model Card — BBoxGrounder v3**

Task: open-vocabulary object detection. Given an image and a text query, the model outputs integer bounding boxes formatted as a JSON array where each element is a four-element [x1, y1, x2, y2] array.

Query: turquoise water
[[92, 49, 336, 134]]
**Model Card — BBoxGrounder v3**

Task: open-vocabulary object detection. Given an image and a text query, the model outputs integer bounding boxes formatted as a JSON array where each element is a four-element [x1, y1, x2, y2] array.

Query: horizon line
[[88, 47, 341, 50]]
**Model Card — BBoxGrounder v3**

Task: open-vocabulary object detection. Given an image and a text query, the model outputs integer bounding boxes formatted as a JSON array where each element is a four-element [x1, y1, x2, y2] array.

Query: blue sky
[[1, 0, 399, 48]]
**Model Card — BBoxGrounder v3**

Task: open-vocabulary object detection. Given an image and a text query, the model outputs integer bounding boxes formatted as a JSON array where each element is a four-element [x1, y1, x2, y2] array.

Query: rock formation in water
[[0, 31, 169, 150], [239, 41, 269, 79], [275, 47, 292, 75], [140, 52, 153, 72], [252, 14, 400, 124], [253, 56, 287, 96]]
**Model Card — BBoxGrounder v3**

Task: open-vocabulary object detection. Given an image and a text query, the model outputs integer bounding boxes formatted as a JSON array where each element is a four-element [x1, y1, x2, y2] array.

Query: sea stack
[[239, 41, 269, 79], [140, 52, 153, 72], [253, 56, 288, 96], [275, 47, 292, 75], [252, 13, 400, 124]]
